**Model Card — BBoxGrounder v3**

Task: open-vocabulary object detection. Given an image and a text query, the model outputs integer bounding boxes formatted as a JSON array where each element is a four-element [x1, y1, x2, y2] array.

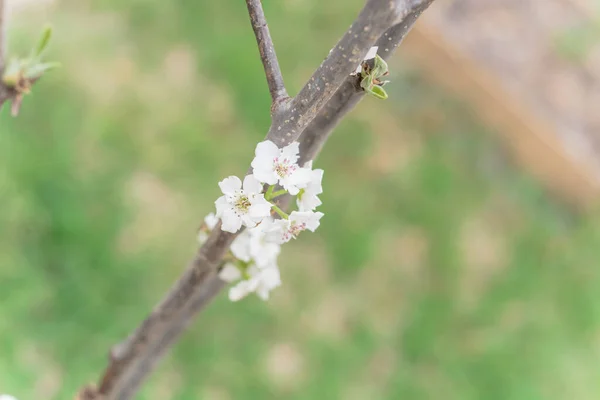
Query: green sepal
[[1, 59, 24, 87], [367, 85, 388, 100], [371, 55, 388, 77], [24, 61, 61, 79]]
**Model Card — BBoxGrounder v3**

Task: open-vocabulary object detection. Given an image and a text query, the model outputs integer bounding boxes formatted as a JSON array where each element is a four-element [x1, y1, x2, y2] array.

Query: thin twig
[[81, 1, 434, 399], [0, 0, 10, 108], [245, 0, 288, 112]]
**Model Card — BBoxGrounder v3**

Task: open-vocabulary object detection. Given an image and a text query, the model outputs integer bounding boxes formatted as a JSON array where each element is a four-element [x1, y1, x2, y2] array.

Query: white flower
[[297, 162, 323, 211], [0, 395, 18, 400], [251, 141, 311, 195], [219, 263, 242, 283], [265, 210, 324, 244], [215, 175, 272, 233], [197, 212, 219, 244], [353, 46, 379, 74], [231, 220, 281, 268], [229, 264, 281, 301]]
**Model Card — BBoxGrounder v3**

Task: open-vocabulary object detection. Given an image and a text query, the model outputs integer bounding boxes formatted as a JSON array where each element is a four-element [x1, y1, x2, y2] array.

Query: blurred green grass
[[2, 0, 600, 399]]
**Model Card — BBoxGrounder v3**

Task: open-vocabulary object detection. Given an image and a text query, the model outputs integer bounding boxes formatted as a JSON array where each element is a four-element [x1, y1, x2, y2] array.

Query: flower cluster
[[199, 140, 324, 301]]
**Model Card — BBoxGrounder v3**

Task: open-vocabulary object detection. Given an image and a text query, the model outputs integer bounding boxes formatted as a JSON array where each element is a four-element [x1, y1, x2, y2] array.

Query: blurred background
[[2, 0, 600, 399]]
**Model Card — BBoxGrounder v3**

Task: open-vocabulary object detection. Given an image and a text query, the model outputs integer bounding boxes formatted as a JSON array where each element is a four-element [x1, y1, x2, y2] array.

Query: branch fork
[[245, 0, 289, 115], [79, 1, 436, 398]]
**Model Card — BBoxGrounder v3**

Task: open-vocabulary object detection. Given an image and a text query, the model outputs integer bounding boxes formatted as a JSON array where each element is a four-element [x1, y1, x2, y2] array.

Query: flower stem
[[265, 186, 287, 201], [264, 185, 275, 200], [270, 189, 287, 199], [271, 204, 289, 219]]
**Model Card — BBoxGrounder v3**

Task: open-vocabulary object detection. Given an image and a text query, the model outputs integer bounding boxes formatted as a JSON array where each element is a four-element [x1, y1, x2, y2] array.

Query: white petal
[[303, 160, 313, 169], [290, 167, 312, 188], [243, 174, 264, 194], [364, 46, 378, 60], [261, 265, 282, 288], [250, 234, 281, 268], [230, 231, 252, 262], [280, 142, 300, 163], [241, 213, 258, 229], [256, 287, 270, 300], [290, 211, 323, 232], [252, 167, 278, 185], [281, 177, 300, 195], [0, 396, 18, 400], [309, 169, 324, 193], [229, 280, 253, 301], [214, 196, 229, 217], [220, 209, 243, 233], [265, 219, 291, 244], [297, 168, 323, 211], [253, 265, 281, 300], [289, 211, 306, 225], [252, 142, 279, 182], [219, 263, 242, 282], [218, 176, 242, 195], [204, 212, 219, 229], [305, 211, 324, 232], [248, 199, 272, 220], [246, 264, 261, 277], [254, 140, 280, 160], [250, 216, 275, 234], [297, 193, 322, 211]]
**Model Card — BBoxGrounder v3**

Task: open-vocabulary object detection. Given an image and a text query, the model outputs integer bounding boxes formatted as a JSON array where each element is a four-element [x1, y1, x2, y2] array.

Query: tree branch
[[80, 1, 434, 399], [266, 0, 416, 147], [298, 0, 435, 165], [245, 0, 288, 111]]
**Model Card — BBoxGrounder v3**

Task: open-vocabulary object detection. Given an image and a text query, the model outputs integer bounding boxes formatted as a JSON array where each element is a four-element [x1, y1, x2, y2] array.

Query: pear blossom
[[229, 263, 281, 301], [251, 141, 311, 195], [219, 263, 242, 283], [215, 175, 272, 233], [0, 396, 18, 400], [265, 210, 324, 244], [197, 212, 219, 244], [353, 46, 378, 74], [214, 139, 330, 303], [297, 161, 324, 211], [231, 219, 281, 267]]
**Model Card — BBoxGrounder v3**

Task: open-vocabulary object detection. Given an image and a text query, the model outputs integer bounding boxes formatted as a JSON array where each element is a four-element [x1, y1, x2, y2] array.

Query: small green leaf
[[371, 55, 389, 77], [24, 61, 61, 79], [31, 25, 53, 59], [359, 54, 390, 99], [367, 85, 388, 100], [360, 75, 374, 91]]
